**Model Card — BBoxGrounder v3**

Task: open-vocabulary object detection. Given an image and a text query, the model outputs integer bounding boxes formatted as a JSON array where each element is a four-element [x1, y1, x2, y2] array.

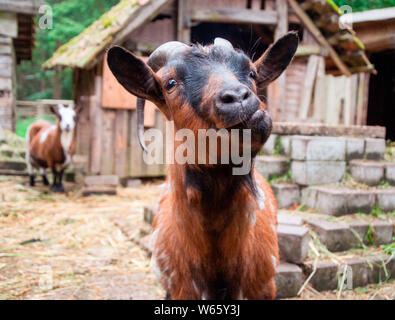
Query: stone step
[[272, 183, 300, 209], [275, 263, 303, 299], [302, 252, 394, 292], [277, 224, 309, 264], [291, 160, 346, 185], [84, 175, 119, 187], [302, 185, 395, 215], [306, 218, 393, 252], [0, 159, 26, 171], [0, 169, 29, 176], [350, 160, 395, 186], [255, 155, 290, 179], [279, 210, 394, 252], [82, 186, 117, 196]]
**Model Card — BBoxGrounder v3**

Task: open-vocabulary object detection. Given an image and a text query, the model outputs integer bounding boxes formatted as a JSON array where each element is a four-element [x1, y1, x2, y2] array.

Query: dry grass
[[0, 176, 164, 300]]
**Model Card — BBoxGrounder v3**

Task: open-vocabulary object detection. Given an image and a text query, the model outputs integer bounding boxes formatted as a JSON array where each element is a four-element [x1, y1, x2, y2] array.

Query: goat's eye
[[249, 71, 257, 80], [166, 79, 177, 91]]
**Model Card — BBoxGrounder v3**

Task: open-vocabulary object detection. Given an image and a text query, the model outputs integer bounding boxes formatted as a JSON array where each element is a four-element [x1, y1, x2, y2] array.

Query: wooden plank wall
[[278, 57, 370, 125], [0, 33, 16, 131], [74, 63, 166, 178]]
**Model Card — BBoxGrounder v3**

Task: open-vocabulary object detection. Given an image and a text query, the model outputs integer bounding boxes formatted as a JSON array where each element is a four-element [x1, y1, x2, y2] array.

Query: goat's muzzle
[[215, 84, 260, 129]]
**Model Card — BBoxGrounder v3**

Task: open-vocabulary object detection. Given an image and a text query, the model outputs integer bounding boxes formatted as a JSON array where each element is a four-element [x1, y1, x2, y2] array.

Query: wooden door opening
[[367, 50, 395, 141]]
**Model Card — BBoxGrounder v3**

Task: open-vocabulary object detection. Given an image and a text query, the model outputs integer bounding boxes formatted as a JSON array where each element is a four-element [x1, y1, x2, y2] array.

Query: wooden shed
[[340, 7, 395, 140], [0, 0, 43, 131], [44, 0, 374, 179]]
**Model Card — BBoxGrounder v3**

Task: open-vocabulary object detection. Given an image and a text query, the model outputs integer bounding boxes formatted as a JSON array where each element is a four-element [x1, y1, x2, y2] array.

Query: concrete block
[[302, 186, 376, 215], [277, 212, 303, 226], [84, 175, 119, 187], [82, 186, 117, 196], [272, 184, 300, 209], [275, 263, 303, 299], [255, 155, 289, 179], [348, 221, 370, 246], [365, 138, 385, 160], [385, 163, 395, 185], [292, 161, 346, 185], [375, 188, 395, 212], [291, 136, 346, 161], [303, 260, 339, 291], [262, 134, 277, 155], [346, 138, 365, 160], [0, 159, 26, 171], [125, 179, 142, 188], [307, 219, 357, 252], [301, 186, 318, 209], [371, 221, 393, 245], [350, 160, 385, 186], [277, 225, 309, 264], [279, 135, 291, 156], [305, 255, 394, 292], [0, 145, 13, 157]]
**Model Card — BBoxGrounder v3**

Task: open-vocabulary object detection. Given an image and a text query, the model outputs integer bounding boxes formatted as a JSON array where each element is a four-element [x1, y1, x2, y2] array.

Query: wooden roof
[[0, 0, 43, 15], [339, 7, 395, 53], [294, 0, 374, 74], [43, 0, 170, 69]]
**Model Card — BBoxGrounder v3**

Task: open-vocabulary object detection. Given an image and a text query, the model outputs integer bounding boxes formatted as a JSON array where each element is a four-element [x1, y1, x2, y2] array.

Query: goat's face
[[108, 32, 298, 156], [50, 104, 78, 132]]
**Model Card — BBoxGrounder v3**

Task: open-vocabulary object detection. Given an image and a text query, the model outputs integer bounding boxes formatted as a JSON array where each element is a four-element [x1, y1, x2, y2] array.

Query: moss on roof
[[43, 0, 166, 69]]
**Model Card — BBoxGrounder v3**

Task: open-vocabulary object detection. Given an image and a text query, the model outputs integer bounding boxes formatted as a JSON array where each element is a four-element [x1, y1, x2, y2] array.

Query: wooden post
[[299, 55, 320, 119], [89, 63, 103, 174], [313, 56, 326, 121], [268, 0, 288, 121], [177, 0, 191, 43]]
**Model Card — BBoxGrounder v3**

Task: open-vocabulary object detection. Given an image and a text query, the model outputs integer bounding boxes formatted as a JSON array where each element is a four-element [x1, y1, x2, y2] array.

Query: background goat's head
[[107, 32, 298, 160]]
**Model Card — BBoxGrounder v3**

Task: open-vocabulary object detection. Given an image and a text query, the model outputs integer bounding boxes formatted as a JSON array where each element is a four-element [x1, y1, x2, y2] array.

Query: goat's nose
[[65, 124, 70, 131], [218, 86, 251, 105]]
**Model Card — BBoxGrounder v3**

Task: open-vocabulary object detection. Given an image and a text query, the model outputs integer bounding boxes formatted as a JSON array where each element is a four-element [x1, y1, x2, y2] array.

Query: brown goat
[[26, 104, 79, 192], [108, 32, 298, 299]]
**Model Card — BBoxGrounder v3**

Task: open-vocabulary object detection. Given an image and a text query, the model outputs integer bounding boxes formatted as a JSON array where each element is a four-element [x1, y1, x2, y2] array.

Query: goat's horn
[[137, 97, 148, 153], [147, 41, 189, 72], [214, 38, 233, 50], [137, 41, 188, 152]]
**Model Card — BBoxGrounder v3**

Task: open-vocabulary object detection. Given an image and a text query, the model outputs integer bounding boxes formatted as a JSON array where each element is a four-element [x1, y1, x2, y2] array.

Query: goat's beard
[[244, 109, 273, 157]]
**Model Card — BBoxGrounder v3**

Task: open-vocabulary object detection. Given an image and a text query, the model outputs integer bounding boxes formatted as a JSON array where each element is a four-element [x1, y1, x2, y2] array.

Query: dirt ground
[[0, 175, 394, 300]]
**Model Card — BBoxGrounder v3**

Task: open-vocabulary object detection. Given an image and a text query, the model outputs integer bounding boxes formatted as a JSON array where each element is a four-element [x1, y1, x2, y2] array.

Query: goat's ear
[[50, 105, 59, 117], [107, 46, 165, 106], [254, 32, 299, 88]]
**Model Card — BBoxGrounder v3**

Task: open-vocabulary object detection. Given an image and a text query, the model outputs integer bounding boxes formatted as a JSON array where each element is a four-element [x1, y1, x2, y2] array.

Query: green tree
[[17, 0, 119, 101], [333, 0, 395, 12]]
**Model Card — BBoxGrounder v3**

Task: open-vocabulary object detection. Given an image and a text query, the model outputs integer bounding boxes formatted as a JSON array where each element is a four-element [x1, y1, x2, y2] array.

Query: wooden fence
[[15, 99, 74, 120]]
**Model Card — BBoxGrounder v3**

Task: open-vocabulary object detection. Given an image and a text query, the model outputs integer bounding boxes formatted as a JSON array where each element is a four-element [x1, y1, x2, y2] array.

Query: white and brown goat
[[26, 104, 79, 192]]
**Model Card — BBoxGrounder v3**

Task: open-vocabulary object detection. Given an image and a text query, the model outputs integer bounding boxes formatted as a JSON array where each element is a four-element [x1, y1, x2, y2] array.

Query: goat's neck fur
[[54, 123, 74, 165], [169, 162, 256, 234]]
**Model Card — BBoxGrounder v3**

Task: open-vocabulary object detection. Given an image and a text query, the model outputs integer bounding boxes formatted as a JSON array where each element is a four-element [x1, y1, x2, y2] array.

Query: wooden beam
[[287, 0, 352, 77], [299, 55, 320, 119], [275, 0, 288, 40], [273, 0, 288, 121], [295, 44, 328, 57], [177, 0, 190, 43], [190, 8, 278, 25]]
